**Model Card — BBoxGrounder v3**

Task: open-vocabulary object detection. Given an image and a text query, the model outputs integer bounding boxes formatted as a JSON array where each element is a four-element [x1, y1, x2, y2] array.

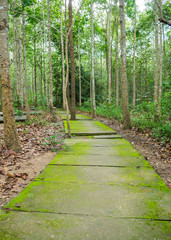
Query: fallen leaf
[[7, 172, 15, 178]]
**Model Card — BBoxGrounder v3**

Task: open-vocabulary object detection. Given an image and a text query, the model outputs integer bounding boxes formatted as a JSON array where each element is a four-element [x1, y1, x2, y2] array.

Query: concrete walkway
[[0, 110, 171, 239]]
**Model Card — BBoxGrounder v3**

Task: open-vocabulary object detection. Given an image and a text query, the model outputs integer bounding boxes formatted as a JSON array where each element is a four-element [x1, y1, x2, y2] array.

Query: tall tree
[[115, 0, 119, 107], [69, 0, 76, 120], [107, 0, 112, 104], [78, 25, 82, 107], [22, 1, 31, 121], [119, 0, 132, 129], [91, 0, 96, 118], [154, 0, 160, 117], [0, 0, 21, 152], [60, 0, 66, 109], [133, 0, 137, 109], [48, 0, 53, 113]]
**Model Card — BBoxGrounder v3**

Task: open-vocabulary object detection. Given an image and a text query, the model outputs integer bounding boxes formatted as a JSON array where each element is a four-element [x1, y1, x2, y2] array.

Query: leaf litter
[[0, 112, 65, 208]]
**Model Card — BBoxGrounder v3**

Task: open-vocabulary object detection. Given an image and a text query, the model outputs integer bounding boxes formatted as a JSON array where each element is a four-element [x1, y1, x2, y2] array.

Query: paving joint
[[2, 208, 171, 222], [48, 163, 150, 168]]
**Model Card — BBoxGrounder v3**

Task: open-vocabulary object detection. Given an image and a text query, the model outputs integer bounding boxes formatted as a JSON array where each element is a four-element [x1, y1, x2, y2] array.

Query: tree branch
[[154, 0, 171, 26], [159, 18, 171, 26]]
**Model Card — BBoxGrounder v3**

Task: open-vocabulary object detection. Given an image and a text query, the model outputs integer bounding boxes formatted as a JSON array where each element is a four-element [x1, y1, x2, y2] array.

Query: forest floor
[[0, 110, 170, 209], [77, 110, 171, 191], [0, 112, 65, 208]]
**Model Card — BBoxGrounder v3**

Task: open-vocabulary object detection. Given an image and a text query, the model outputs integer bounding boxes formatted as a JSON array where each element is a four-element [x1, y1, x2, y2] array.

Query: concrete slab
[[93, 134, 122, 139], [4, 181, 171, 220], [60, 139, 143, 157], [50, 153, 149, 167], [35, 165, 167, 189], [0, 211, 171, 240], [63, 120, 116, 134]]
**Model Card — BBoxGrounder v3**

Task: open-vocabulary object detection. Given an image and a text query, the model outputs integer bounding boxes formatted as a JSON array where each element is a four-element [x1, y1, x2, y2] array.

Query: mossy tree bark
[[0, 0, 21, 152], [119, 0, 132, 129]]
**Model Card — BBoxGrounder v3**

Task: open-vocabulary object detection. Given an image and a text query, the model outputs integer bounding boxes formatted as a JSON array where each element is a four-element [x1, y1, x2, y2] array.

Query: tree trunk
[[22, 4, 30, 121], [133, 0, 136, 109], [60, 0, 66, 109], [107, 1, 112, 104], [69, 0, 76, 120], [154, 1, 160, 117], [115, 0, 119, 107], [91, 0, 96, 118], [78, 26, 82, 107], [13, 15, 21, 108], [34, 34, 37, 107], [158, 22, 163, 114], [48, 0, 53, 113], [19, 17, 23, 109], [0, 0, 21, 152], [119, 0, 132, 129]]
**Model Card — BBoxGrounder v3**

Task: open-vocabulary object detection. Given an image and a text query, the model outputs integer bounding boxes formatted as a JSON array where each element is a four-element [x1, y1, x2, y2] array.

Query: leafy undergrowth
[[0, 112, 65, 208], [78, 100, 171, 144]]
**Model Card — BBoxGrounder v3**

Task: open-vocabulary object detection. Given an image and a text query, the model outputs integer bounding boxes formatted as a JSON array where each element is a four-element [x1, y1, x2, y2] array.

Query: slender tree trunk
[[19, 17, 23, 109], [119, 0, 132, 129], [115, 0, 119, 107], [158, 22, 163, 114], [14, 16, 21, 108], [64, 0, 71, 137], [133, 0, 136, 109], [91, 0, 96, 118], [145, 58, 148, 94], [60, 0, 66, 109], [105, 17, 109, 94], [39, 53, 43, 98], [65, 0, 70, 108], [0, 0, 21, 152], [22, 4, 30, 120], [107, 1, 112, 104], [78, 26, 82, 107], [48, 0, 53, 112], [154, 1, 160, 116], [69, 0, 76, 120], [162, 26, 166, 82], [34, 34, 37, 107]]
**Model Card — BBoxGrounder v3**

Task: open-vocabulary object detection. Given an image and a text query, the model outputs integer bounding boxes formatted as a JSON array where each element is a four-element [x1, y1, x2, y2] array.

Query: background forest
[[0, 0, 171, 148]]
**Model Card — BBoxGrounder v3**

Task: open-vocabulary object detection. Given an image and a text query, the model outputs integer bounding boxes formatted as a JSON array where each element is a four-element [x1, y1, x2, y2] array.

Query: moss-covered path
[[0, 110, 171, 239]]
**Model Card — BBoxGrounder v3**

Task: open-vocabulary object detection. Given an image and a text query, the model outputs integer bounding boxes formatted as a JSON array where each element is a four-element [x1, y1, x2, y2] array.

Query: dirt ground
[[0, 112, 65, 208], [0, 111, 170, 209]]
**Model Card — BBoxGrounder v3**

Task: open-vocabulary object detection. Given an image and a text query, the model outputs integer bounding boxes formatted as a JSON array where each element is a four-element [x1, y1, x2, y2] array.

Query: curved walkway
[[0, 110, 171, 239]]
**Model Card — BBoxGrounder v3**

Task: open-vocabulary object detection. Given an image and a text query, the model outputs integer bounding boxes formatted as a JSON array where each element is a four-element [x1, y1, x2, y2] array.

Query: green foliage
[[96, 103, 122, 121], [78, 100, 92, 113], [152, 122, 171, 142], [15, 108, 23, 116], [43, 134, 64, 152]]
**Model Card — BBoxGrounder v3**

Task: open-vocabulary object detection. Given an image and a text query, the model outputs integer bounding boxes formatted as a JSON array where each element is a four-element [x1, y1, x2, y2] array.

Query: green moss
[[93, 121, 115, 131], [35, 165, 85, 184]]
